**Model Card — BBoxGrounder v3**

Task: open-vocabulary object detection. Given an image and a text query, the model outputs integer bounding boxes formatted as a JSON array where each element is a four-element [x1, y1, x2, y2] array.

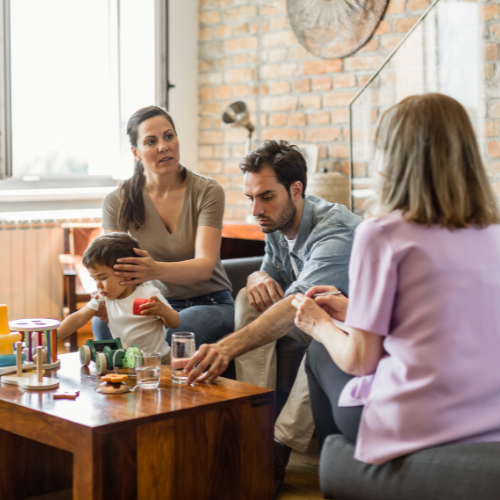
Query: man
[[185, 140, 361, 495]]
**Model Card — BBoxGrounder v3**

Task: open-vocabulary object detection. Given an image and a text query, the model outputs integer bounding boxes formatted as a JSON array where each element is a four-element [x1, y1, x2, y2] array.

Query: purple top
[[341, 211, 500, 464]]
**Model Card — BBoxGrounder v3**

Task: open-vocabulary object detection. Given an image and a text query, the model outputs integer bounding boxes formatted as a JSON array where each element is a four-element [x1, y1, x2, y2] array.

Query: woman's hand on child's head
[[114, 248, 160, 286]]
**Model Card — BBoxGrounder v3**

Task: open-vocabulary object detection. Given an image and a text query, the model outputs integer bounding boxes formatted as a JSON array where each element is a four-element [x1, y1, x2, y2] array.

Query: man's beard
[[260, 195, 296, 234]]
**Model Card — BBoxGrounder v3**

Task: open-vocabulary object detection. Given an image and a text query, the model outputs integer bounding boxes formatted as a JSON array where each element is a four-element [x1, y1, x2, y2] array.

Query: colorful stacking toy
[[0, 305, 34, 375], [9, 317, 61, 370]]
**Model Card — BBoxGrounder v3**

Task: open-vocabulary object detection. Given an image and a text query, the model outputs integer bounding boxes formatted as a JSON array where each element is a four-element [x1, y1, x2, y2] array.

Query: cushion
[[320, 434, 500, 500], [221, 257, 263, 299]]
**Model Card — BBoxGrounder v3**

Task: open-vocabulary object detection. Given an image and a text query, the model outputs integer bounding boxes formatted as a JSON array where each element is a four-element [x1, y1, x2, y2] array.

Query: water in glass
[[171, 333, 196, 384]]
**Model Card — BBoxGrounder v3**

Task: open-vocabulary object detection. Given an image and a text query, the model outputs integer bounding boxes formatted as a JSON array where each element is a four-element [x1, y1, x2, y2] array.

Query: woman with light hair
[[292, 93, 500, 464]]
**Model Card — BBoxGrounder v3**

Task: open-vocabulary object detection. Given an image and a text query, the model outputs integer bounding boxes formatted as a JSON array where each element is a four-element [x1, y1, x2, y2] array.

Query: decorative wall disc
[[287, 0, 389, 59]]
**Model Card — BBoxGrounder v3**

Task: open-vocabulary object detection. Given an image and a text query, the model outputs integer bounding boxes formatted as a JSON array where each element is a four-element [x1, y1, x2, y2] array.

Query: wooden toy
[[9, 317, 61, 370], [133, 297, 152, 315], [96, 373, 130, 394], [2, 346, 59, 390], [53, 391, 80, 400], [80, 338, 142, 375]]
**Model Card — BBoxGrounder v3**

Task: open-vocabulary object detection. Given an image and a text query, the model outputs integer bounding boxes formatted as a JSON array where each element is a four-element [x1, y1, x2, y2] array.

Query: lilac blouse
[[342, 211, 500, 464]]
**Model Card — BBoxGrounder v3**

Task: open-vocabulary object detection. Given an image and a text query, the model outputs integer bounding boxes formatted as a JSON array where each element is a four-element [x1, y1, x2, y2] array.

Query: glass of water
[[171, 332, 196, 384], [135, 352, 161, 389]]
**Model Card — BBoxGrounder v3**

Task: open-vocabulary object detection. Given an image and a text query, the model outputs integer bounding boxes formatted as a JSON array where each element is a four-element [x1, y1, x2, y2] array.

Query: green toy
[[80, 338, 142, 375]]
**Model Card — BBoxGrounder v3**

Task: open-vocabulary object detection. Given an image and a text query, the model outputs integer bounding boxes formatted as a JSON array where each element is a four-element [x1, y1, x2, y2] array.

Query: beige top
[[102, 169, 232, 300]]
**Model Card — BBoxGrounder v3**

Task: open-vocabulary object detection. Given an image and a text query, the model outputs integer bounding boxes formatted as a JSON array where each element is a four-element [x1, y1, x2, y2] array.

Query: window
[[1, 0, 167, 185]]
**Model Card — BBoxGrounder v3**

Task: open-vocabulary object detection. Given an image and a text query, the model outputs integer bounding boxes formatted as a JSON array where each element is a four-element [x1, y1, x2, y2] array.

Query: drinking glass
[[171, 332, 196, 384], [134, 352, 161, 389]]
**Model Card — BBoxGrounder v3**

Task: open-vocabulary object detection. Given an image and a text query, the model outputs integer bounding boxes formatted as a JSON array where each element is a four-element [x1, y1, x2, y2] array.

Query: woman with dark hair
[[93, 106, 234, 347], [292, 93, 500, 464]]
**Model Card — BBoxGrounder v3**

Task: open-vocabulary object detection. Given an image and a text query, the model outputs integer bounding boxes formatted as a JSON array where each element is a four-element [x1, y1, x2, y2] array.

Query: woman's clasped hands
[[292, 286, 349, 341]]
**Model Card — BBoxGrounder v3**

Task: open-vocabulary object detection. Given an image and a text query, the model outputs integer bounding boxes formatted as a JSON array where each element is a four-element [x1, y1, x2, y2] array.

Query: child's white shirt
[[87, 282, 171, 358]]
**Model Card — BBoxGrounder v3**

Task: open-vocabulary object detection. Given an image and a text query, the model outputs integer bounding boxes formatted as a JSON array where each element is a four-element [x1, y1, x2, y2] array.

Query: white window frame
[[0, 0, 169, 185], [0, 0, 11, 180]]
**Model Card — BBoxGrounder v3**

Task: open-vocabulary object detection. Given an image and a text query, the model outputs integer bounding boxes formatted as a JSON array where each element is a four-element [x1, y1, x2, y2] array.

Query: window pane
[[118, 0, 156, 179], [10, 0, 156, 181]]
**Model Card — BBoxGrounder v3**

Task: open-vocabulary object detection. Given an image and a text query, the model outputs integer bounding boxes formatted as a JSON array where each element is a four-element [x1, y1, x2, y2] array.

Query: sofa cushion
[[320, 434, 500, 500], [221, 257, 263, 299]]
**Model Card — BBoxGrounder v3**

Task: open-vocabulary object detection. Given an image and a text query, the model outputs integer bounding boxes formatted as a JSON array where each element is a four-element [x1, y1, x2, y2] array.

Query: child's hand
[[139, 296, 166, 316]]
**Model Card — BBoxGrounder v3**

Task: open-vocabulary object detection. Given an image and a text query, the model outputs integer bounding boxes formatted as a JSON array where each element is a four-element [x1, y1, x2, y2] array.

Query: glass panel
[[350, 0, 497, 215]]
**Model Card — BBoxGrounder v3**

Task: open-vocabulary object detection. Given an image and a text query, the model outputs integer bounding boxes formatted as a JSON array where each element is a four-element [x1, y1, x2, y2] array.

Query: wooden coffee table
[[0, 353, 274, 500]]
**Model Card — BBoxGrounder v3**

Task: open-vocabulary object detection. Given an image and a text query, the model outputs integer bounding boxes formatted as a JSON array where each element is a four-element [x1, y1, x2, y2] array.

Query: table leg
[[73, 428, 137, 500]]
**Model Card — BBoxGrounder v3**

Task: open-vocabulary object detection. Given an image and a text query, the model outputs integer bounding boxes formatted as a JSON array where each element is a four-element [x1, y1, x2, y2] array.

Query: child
[[57, 232, 180, 364]]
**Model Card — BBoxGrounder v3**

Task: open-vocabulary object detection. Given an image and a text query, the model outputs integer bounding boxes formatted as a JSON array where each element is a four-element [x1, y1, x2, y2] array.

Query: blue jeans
[[92, 289, 235, 348]]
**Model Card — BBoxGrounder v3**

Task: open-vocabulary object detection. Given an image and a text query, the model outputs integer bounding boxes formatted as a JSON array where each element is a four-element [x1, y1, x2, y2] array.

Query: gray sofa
[[221, 257, 306, 414], [320, 435, 500, 499]]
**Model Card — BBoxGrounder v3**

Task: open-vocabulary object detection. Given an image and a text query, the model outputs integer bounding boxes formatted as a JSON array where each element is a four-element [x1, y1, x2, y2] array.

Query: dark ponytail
[[117, 105, 186, 231], [118, 159, 147, 231]]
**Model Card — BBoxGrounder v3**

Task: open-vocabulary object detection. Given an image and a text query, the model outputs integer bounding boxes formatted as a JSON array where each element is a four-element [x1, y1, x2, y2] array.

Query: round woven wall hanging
[[287, 0, 389, 59]]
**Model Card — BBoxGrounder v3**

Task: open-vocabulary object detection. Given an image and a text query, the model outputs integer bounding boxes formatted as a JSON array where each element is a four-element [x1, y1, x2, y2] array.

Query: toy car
[[80, 338, 142, 375]]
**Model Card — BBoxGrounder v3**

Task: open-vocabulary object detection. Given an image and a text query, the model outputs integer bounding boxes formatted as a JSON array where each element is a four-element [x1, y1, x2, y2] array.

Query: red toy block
[[133, 298, 152, 316]]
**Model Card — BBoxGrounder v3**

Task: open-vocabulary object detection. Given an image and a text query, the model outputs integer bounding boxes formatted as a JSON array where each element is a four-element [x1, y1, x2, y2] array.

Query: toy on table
[[2, 344, 59, 390], [0, 305, 35, 375], [80, 338, 142, 375], [96, 373, 130, 394], [133, 297, 152, 316], [8, 316, 61, 370], [53, 390, 80, 400]]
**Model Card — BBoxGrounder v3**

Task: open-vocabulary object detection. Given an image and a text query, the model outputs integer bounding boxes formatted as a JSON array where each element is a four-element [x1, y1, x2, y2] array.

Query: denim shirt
[[261, 195, 362, 297]]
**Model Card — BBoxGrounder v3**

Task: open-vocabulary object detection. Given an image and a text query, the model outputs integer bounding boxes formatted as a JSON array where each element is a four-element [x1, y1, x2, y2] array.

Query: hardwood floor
[[279, 442, 324, 499], [26, 451, 324, 500]]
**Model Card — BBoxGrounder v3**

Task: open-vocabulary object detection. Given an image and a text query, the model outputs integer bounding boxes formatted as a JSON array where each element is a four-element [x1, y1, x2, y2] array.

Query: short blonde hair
[[370, 93, 499, 229]]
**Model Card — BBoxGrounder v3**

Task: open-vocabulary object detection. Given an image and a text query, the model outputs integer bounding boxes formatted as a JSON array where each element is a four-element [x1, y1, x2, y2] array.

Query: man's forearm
[[219, 295, 297, 359]]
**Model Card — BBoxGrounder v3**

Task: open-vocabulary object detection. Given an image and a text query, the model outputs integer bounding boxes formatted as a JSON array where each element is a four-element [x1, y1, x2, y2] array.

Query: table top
[[0, 353, 272, 431]]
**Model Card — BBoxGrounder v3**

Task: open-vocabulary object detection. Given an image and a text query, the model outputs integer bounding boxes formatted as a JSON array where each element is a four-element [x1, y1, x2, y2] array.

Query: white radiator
[[0, 221, 64, 321]]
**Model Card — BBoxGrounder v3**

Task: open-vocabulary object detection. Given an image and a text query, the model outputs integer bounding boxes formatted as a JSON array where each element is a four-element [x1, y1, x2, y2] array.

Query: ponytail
[[118, 160, 146, 231]]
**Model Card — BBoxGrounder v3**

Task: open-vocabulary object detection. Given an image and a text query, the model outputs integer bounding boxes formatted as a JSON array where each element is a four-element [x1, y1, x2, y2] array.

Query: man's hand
[[183, 343, 232, 384], [305, 286, 349, 322], [247, 271, 285, 313]]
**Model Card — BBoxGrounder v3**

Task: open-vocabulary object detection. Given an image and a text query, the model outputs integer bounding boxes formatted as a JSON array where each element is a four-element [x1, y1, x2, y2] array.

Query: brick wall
[[198, 0, 500, 219], [484, 3, 500, 199]]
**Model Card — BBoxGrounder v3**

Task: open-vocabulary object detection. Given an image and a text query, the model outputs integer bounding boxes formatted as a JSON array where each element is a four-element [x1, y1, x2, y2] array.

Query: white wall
[[168, 0, 199, 172]]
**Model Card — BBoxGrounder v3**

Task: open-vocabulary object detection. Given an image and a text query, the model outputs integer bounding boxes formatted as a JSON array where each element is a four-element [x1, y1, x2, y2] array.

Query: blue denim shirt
[[261, 195, 362, 297]]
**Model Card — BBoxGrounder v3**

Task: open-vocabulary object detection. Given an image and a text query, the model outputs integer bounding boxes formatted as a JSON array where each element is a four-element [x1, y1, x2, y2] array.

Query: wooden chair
[[59, 223, 102, 351]]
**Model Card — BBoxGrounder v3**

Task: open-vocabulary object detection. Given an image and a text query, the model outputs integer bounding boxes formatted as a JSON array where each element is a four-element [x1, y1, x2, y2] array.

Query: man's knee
[[235, 287, 261, 330]]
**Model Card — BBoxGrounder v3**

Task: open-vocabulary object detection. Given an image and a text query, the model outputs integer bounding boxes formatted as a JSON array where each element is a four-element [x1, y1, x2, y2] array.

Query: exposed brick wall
[[484, 2, 500, 198], [198, 0, 500, 219]]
